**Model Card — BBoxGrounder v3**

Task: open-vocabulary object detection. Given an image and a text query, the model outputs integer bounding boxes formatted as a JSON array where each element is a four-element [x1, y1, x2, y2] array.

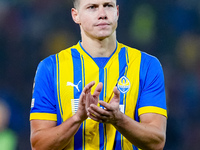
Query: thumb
[[110, 86, 120, 103], [93, 82, 103, 98], [79, 91, 86, 105]]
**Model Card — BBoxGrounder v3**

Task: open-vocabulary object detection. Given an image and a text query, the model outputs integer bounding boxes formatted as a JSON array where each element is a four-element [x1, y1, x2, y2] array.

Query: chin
[[96, 35, 110, 40], [95, 32, 113, 40]]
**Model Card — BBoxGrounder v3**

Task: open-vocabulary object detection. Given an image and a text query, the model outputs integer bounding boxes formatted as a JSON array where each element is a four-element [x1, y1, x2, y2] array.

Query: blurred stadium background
[[0, 0, 200, 149]]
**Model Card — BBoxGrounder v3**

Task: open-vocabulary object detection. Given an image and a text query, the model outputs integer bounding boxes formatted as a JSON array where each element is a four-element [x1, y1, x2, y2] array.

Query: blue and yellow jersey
[[30, 41, 167, 150]]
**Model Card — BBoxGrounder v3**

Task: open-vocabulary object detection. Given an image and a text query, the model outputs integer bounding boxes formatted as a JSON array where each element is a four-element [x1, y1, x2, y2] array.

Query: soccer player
[[30, 0, 167, 149]]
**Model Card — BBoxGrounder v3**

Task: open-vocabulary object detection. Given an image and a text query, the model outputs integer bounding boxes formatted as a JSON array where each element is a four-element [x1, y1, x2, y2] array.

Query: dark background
[[0, 0, 200, 149]]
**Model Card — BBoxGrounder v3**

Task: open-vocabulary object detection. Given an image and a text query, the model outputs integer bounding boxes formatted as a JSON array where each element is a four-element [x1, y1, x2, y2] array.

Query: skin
[[30, 0, 167, 149], [87, 83, 167, 150], [71, 0, 119, 57], [31, 81, 99, 150]]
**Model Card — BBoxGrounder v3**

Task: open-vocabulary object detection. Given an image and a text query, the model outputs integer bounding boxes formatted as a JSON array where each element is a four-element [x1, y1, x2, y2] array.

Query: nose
[[98, 6, 107, 20]]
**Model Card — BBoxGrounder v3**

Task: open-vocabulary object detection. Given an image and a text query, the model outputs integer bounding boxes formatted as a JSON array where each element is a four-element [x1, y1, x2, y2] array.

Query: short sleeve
[[138, 52, 167, 117], [30, 55, 57, 121]]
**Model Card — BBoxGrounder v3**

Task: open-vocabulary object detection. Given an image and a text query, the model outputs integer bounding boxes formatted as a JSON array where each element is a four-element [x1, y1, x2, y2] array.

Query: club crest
[[117, 76, 131, 94]]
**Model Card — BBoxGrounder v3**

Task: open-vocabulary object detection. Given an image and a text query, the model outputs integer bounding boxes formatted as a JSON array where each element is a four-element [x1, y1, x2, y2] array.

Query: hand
[[85, 82, 103, 112], [74, 81, 95, 122], [87, 86, 122, 125], [75, 81, 103, 122]]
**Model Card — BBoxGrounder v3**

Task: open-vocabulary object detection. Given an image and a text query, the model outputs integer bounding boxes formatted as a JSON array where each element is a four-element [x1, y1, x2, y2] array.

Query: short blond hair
[[72, 0, 79, 8]]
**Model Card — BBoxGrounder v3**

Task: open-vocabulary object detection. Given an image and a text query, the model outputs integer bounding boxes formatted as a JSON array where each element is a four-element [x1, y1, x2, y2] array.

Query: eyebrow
[[84, 1, 115, 6]]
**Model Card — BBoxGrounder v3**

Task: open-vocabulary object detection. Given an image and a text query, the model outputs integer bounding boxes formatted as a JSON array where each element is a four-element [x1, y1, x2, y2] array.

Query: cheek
[[113, 12, 119, 22], [80, 15, 91, 25], [111, 14, 118, 28]]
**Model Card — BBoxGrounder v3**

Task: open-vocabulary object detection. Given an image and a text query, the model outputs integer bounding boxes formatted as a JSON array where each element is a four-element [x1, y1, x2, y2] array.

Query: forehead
[[79, 0, 116, 6]]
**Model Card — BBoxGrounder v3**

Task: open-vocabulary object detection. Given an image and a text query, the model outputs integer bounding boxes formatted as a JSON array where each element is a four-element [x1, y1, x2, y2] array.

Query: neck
[[81, 32, 117, 58]]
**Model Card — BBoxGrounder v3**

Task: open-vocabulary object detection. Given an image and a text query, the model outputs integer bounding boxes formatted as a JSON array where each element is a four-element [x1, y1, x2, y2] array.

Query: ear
[[116, 5, 119, 19], [71, 8, 80, 24]]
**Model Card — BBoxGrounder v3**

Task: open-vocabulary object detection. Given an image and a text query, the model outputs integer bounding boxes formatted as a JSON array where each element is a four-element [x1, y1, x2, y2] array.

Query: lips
[[97, 23, 109, 25], [95, 22, 110, 28]]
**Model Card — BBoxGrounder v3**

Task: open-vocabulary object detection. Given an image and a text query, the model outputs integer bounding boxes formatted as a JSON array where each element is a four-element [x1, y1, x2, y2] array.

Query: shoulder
[[118, 43, 141, 55], [119, 43, 164, 82], [140, 52, 163, 75], [139, 52, 165, 91], [118, 43, 161, 68], [37, 55, 57, 74], [141, 52, 161, 66]]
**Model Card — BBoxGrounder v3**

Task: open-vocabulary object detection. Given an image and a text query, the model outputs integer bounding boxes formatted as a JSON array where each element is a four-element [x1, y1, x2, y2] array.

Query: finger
[[89, 104, 110, 116], [113, 86, 120, 101], [88, 108, 102, 119], [87, 108, 109, 123], [93, 82, 103, 98], [87, 112, 103, 122], [82, 81, 95, 94], [79, 92, 86, 105], [83, 81, 95, 111], [98, 101, 112, 110]]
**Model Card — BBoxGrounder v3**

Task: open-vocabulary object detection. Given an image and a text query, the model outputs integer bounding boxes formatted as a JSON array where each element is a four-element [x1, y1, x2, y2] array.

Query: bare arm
[[87, 86, 167, 150], [30, 81, 98, 150], [30, 115, 83, 150], [113, 113, 166, 150]]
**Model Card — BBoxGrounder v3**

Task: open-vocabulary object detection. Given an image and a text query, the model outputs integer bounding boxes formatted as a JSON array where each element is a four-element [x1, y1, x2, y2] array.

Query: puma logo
[[67, 80, 81, 92]]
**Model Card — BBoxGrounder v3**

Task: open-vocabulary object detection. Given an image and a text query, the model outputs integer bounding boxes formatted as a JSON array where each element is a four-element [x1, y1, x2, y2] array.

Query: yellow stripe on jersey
[[30, 113, 57, 121], [73, 43, 102, 149], [119, 43, 141, 149], [138, 106, 167, 117], [57, 49, 76, 150], [30, 40, 167, 150], [56, 54, 63, 121], [58, 50, 74, 122], [56, 42, 144, 150]]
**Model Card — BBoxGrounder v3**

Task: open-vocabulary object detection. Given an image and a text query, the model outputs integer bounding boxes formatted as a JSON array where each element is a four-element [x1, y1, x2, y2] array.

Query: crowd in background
[[0, 0, 200, 149]]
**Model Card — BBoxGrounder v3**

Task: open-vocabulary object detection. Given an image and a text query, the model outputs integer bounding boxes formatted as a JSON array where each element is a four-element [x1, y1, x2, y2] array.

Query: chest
[[55, 49, 141, 122]]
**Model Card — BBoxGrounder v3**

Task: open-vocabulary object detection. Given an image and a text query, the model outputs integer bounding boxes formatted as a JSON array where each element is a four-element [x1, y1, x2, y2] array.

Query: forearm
[[112, 113, 166, 150], [31, 115, 83, 150]]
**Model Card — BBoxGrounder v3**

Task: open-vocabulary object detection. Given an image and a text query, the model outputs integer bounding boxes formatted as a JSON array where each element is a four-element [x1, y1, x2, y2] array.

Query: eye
[[107, 4, 113, 7], [87, 5, 97, 10], [104, 3, 114, 8], [89, 6, 95, 9]]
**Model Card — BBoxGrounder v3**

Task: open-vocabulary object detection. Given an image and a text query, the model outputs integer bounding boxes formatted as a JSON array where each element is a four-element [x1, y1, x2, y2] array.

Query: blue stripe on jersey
[[114, 47, 127, 150], [81, 55, 86, 87], [99, 123, 104, 150], [55, 55, 62, 125], [104, 68, 107, 99], [71, 48, 83, 150], [134, 97, 140, 122], [57, 54, 64, 123], [118, 47, 127, 105], [114, 131, 122, 150], [99, 67, 105, 150], [81, 54, 86, 150], [83, 121, 86, 150], [71, 49, 82, 99], [132, 145, 139, 150], [99, 68, 104, 102], [104, 124, 107, 150], [124, 48, 129, 114], [104, 68, 108, 150]]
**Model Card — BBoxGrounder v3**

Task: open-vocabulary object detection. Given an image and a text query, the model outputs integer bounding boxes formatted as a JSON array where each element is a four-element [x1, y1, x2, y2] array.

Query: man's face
[[72, 0, 119, 40]]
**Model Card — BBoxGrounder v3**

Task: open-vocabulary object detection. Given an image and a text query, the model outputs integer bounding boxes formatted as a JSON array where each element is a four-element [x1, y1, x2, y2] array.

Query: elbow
[[154, 141, 166, 150], [158, 138, 166, 150], [145, 141, 165, 150], [30, 133, 38, 150], [30, 131, 44, 150], [151, 133, 166, 150], [158, 132, 166, 150], [144, 133, 166, 150]]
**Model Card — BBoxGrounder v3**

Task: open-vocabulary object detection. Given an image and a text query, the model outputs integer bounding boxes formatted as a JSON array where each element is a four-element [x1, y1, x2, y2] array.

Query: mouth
[[96, 23, 110, 27]]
